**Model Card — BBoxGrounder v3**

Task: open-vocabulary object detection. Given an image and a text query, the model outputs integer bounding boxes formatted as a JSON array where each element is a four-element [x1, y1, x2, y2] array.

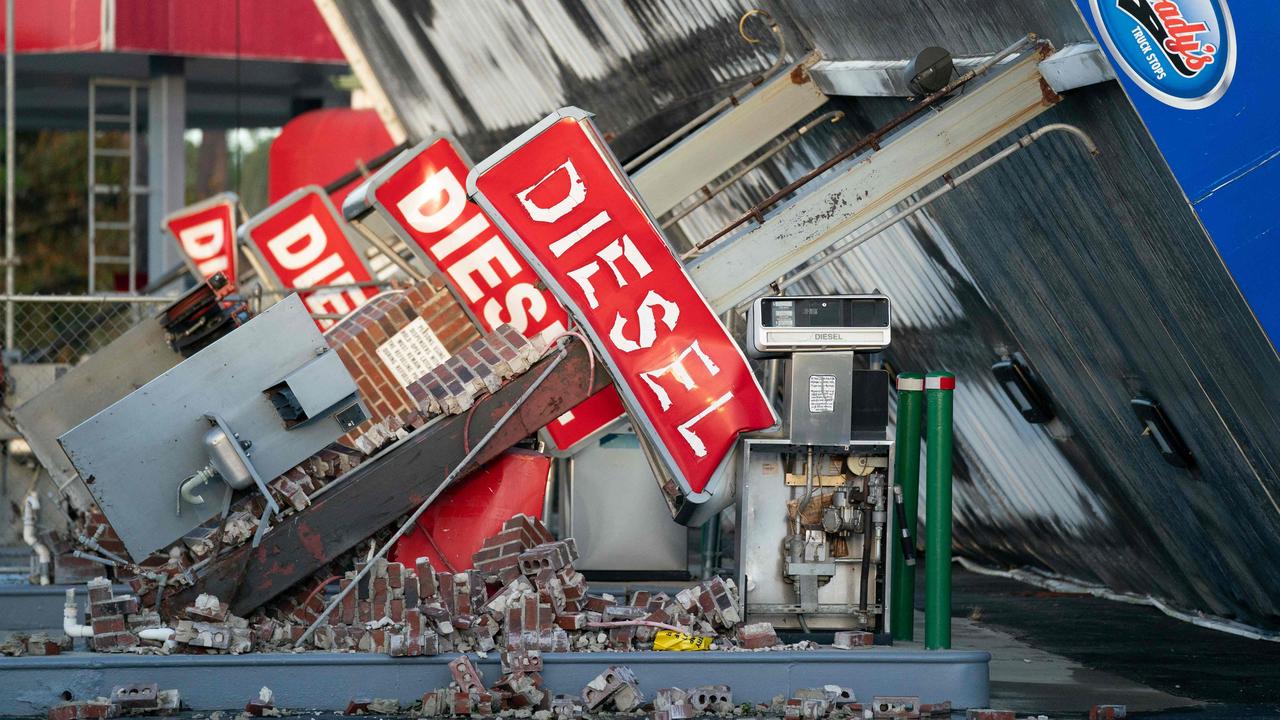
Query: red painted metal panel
[[0, 0, 101, 53], [470, 109, 776, 502], [164, 193, 240, 286], [391, 449, 550, 573], [364, 136, 626, 452], [269, 109, 395, 210], [112, 0, 344, 62], [240, 185, 378, 329]]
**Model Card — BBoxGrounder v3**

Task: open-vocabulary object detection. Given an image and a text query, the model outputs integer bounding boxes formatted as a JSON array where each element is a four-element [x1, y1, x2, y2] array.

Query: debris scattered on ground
[[73, 513, 786, 660], [831, 630, 874, 649], [965, 710, 1017, 720], [0, 630, 71, 656], [48, 685, 181, 720], [244, 687, 280, 717], [39, 671, 987, 719], [736, 621, 780, 649]]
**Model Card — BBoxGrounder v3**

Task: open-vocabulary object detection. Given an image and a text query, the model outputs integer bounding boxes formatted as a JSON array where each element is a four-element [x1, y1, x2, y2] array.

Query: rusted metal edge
[[693, 35, 1048, 252], [163, 341, 611, 616]]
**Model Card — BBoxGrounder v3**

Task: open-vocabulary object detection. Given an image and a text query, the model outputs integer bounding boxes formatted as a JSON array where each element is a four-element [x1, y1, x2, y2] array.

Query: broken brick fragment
[[581, 665, 642, 712], [449, 655, 487, 694], [832, 630, 874, 649], [965, 710, 1016, 720], [47, 701, 116, 720], [687, 685, 733, 715], [735, 621, 780, 649]]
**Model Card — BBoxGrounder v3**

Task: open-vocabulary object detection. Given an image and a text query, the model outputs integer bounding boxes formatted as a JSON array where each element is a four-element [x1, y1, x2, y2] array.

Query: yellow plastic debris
[[652, 630, 713, 651]]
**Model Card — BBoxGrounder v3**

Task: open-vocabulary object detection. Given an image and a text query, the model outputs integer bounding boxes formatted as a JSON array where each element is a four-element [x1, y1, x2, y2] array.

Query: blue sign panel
[[1076, 0, 1280, 346]]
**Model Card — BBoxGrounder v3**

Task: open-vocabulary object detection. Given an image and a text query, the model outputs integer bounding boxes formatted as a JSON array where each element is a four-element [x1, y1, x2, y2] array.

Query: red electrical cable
[[299, 574, 341, 616]]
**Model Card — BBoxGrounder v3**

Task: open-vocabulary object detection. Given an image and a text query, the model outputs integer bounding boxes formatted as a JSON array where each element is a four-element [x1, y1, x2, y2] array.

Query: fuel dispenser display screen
[[761, 297, 889, 329], [748, 295, 891, 357]]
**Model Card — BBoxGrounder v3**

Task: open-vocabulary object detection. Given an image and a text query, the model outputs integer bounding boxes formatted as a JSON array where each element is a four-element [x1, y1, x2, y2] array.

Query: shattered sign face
[[359, 135, 625, 452], [469, 108, 777, 520], [241, 186, 379, 329], [164, 193, 239, 284]]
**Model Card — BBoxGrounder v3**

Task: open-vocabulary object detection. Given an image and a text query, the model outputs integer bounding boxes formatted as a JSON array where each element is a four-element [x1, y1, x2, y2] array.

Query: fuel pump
[[737, 294, 894, 632]]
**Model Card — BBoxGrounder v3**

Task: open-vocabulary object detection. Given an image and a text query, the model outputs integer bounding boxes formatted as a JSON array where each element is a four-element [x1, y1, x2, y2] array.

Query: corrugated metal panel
[[333, 0, 1280, 629]]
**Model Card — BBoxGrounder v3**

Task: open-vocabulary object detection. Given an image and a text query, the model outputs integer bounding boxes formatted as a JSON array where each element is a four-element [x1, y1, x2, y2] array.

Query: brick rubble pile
[[252, 513, 755, 659], [68, 514, 818, 660], [110, 318, 549, 609]]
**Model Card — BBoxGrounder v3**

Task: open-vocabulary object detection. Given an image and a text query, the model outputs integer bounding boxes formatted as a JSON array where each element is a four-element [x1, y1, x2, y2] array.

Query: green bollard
[[924, 371, 955, 650], [890, 373, 924, 641]]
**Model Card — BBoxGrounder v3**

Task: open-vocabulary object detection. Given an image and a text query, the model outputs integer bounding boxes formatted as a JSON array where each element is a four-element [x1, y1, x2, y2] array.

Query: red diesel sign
[[359, 135, 625, 452], [469, 108, 777, 505], [164, 193, 239, 284], [241, 186, 379, 329]]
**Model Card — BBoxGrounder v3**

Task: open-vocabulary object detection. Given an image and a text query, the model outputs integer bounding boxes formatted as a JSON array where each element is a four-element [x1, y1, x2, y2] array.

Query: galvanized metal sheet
[[12, 317, 182, 497], [59, 295, 358, 560], [688, 47, 1059, 313], [630, 52, 828, 216]]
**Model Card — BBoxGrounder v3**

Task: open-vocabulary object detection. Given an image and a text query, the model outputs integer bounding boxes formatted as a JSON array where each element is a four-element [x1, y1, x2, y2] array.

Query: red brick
[[91, 616, 127, 635], [832, 630, 874, 649]]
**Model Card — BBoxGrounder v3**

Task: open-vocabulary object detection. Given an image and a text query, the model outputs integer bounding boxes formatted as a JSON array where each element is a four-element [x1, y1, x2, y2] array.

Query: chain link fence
[[3, 295, 177, 364]]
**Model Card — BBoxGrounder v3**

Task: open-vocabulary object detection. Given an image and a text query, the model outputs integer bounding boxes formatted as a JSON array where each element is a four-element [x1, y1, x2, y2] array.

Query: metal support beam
[[1036, 43, 1116, 93], [689, 45, 1061, 313], [147, 64, 186, 288], [810, 43, 1111, 98], [164, 340, 611, 616], [630, 52, 828, 217], [5, 0, 14, 352]]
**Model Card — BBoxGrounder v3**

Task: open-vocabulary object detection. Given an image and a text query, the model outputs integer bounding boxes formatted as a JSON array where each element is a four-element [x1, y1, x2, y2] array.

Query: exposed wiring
[[465, 330, 596, 452], [462, 393, 487, 454], [542, 328, 596, 383], [586, 620, 688, 634], [298, 575, 341, 616]]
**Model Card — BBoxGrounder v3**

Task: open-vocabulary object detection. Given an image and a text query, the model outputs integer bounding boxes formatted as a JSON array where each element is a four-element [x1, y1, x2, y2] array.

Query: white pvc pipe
[[22, 492, 51, 585], [63, 589, 94, 638], [139, 628, 175, 642], [63, 588, 175, 644]]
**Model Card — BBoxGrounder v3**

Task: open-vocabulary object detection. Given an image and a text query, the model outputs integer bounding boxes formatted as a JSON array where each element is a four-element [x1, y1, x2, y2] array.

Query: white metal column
[[147, 69, 186, 285]]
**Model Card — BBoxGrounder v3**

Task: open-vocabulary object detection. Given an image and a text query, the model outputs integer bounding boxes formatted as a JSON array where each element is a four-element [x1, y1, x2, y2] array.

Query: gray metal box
[[12, 318, 183, 494], [786, 352, 853, 446], [737, 438, 895, 631], [59, 295, 361, 560]]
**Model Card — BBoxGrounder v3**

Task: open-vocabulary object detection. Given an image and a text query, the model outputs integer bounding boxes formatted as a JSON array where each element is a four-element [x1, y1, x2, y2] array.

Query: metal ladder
[[87, 79, 149, 293]]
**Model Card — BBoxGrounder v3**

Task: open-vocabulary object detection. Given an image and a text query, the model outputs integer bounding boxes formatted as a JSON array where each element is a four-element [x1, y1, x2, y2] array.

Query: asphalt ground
[[941, 567, 1280, 718]]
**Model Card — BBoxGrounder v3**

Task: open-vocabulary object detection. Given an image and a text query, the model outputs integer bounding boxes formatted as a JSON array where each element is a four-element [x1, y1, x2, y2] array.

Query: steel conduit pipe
[[924, 372, 955, 650]]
